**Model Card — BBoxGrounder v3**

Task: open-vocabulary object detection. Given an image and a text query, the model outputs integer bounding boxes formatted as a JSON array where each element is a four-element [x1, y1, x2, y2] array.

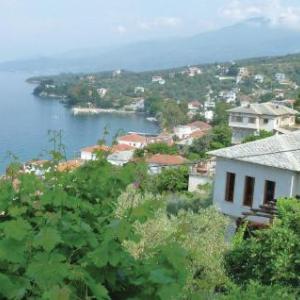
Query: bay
[[0, 72, 159, 173]]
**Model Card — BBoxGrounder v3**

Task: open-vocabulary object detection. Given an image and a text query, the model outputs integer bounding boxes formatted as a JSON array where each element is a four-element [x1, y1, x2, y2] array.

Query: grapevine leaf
[[2, 219, 32, 241], [33, 227, 61, 252]]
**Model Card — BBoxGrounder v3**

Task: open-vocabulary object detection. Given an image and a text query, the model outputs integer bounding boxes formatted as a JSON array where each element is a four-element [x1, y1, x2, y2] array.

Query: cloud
[[138, 17, 182, 31], [220, 0, 300, 30]]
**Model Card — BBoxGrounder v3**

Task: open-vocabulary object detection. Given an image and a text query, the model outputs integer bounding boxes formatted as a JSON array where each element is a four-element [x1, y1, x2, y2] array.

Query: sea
[[0, 71, 159, 173]]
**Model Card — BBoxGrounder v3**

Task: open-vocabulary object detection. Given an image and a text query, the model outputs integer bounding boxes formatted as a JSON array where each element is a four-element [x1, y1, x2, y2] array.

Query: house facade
[[209, 132, 300, 223], [228, 102, 298, 144]]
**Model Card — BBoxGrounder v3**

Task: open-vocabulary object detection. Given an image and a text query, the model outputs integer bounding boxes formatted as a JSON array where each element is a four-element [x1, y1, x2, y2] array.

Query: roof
[[209, 131, 300, 172], [81, 145, 110, 153], [187, 121, 212, 131], [107, 150, 134, 162], [111, 144, 135, 152], [57, 159, 84, 172], [118, 134, 147, 143], [228, 102, 298, 116], [146, 154, 187, 166]]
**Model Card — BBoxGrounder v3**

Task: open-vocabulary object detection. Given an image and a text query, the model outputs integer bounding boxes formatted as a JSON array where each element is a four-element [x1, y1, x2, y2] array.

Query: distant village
[[27, 57, 300, 227]]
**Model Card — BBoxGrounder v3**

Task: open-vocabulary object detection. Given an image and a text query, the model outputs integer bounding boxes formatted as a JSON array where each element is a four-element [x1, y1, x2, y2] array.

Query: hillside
[[3, 18, 300, 73]]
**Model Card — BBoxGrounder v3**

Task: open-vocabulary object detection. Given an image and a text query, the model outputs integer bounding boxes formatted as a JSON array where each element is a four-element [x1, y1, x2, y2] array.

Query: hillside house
[[124, 98, 145, 111], [254, 74, 264, 83], [209, 132, 300, 223], [228, 102, 298, 144], [146, 154, 187, 174], [275, 73, 286, 83], [134, 86, 145, 94], [80, 145, 110, 160], [117, 133, 148, 149], [174, 121, 211, 140], [97, 88, 108, 98], [219, 90, 237, 103], [107, 150, 134, 166], [187, 66, 202, 77]]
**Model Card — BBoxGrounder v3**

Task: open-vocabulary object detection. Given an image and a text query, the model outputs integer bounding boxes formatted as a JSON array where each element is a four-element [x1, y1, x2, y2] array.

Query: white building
[[254, 74, 264, 83], [275, 73, 286, 83], [228, 102, 298, 144], [117, 133, 148, 149], [80, 145, 110, 161], [174, 121, 211, 140], [134, 86, 145, 94], [219, 90, 237, 104], [107, 150, 134, 166], [152, 76, 163, 83], [124, 98, 145, 111], [204, 110, 214, 122], [209, 132, 300, 223], [97, 88, 108, 98], [187, 66, 202, 77]]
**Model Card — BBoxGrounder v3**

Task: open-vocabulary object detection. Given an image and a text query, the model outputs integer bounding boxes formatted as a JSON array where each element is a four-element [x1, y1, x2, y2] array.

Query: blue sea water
[[0, 72, 159, 173]]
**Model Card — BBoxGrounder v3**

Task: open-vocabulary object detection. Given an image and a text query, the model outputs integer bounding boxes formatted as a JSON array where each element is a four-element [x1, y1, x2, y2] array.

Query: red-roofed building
[[146, 154, 188, 174], [117, 133, 148, 149], [111, 144, 135, 153], [80, 145, 110, 160]]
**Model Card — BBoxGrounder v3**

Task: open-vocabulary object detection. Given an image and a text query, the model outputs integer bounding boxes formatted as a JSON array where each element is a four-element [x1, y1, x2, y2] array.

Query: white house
[[275, 73, 286, 83], [209, 132, 300, 223], [228, 102, 298, 144], [219, 90, 237, 104], [187, 66, 202, 77], [254, 74, 264, 83], [80, 145, 110, 160], [97, 88, 108, 98], [134, 86, 145, 94], [152, 76, 163, 83], [174, 121, 211, 140], [124, 98, 145, 111], [117, 133, 148, 149], [107, 150, 134, 166]]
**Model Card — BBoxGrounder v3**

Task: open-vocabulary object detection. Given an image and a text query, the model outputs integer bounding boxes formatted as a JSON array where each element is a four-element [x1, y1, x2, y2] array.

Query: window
[[248, 117, 256, 124], [263, 119, 269, 124], [264, 180, 276, 204], [231, 116, 243, 123], [225, 172, 235, 202], [243, 176, 255, 207]]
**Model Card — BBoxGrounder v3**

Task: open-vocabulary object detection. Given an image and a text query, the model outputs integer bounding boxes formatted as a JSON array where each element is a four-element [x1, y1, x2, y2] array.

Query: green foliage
[[135, 142, 178, 158], [213, 102, 233, 126], [145, 166, 189, 194], [117, 187, 230, 296], [218, 282, 296, 300], [242, 130, 273, 143], [225, 198, 300, 291], [189, 125, 232, 158], [0, 158, 191, 299]]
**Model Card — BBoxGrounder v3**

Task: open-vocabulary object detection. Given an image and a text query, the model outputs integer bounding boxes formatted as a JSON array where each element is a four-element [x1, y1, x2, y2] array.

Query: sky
[[1, 0, 300, 61]]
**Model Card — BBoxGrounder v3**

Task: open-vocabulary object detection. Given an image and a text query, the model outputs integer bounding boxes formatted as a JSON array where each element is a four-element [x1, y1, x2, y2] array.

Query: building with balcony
[[228, 102, 298, 144]]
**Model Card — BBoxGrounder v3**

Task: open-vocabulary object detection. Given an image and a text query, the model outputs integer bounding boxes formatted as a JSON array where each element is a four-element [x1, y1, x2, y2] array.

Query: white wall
[[212, 157, 296, 222], [81, 151, 96, 161], [188, 174, 212, 192]]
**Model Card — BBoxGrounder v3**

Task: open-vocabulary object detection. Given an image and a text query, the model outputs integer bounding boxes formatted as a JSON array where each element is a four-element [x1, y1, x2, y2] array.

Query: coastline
[[72, 107, 138, 115]]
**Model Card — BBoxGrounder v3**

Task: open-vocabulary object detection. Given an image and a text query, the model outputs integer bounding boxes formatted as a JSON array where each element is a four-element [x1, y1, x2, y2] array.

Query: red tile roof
[[118, 134, 147, 143], [111, 144, 135, 153], [146, 154, 187, 166], [81, 145, 110, 153], [188, 121, 211, 131]]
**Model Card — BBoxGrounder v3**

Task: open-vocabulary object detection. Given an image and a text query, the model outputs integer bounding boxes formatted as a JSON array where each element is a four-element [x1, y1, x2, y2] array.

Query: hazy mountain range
[[2, 18, 300, 73]]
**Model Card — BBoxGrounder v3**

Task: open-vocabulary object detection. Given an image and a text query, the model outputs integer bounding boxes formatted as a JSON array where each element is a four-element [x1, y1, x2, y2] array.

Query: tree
[[225, 198, 300, 291], [117, 187, 230, 297], [213, 102, 233, 126], [242, 130, 273, 143]]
